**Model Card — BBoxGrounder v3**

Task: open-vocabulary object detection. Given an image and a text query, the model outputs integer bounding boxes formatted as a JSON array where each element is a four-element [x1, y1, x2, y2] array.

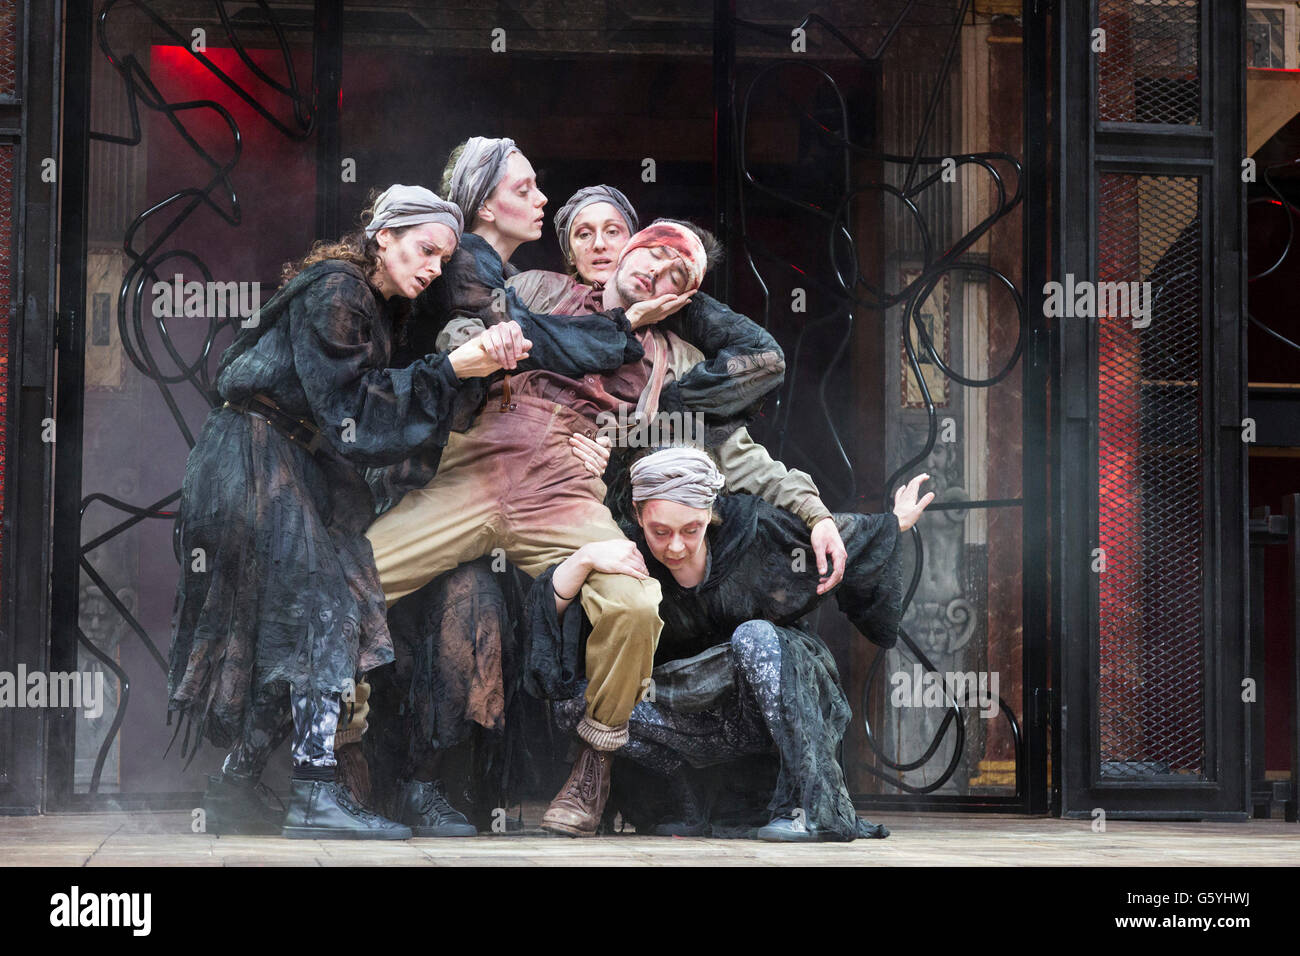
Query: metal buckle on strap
[[283, 418, 324, 453], [499, 373, 517, 411]]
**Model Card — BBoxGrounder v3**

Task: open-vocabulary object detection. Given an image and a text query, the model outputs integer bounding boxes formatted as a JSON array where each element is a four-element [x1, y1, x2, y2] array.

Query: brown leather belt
[[224, 392, 325, 455], [499, 373, 516, 411]]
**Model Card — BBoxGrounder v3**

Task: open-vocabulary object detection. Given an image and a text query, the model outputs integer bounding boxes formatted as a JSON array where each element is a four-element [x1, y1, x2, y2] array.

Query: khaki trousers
[[365, 395, 661, 728]]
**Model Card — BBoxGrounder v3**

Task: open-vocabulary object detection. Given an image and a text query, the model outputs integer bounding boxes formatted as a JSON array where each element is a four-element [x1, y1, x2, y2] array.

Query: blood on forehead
[[624, 223, 699, 256], [616, 223, 706, 287]]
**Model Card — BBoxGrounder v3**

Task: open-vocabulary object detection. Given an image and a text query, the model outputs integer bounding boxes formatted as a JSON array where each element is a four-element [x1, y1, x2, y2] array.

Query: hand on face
[[377, 223, 457, 299], [625, 291, 694, 330]]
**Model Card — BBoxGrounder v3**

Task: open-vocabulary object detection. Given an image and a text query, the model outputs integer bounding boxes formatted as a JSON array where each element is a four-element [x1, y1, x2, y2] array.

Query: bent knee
[[582, 572, 662, 620], [730, 619, 780, 663]]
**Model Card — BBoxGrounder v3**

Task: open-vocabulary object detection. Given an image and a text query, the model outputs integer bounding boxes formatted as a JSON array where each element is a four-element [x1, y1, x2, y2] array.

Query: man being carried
[[365, 220, 782, 835]]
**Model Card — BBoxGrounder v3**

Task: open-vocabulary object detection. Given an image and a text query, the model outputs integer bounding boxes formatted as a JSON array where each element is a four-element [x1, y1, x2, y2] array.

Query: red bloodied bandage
[[614, 222, 707, 293]]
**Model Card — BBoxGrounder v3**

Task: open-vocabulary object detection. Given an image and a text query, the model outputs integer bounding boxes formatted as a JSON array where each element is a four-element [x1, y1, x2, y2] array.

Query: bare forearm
[[551, 551, 593, 618]]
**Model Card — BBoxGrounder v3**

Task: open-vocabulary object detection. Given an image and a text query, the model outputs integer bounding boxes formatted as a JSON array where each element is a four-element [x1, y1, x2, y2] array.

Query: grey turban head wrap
[[630, 447, 726, 511], [446, 136, 520, 229], [553, 185, 639, 262], [364, 184, 463, 240]]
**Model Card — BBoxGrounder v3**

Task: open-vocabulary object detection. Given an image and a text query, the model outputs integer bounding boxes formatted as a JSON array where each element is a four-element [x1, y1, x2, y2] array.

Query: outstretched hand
[[893, 473, 936, 532]]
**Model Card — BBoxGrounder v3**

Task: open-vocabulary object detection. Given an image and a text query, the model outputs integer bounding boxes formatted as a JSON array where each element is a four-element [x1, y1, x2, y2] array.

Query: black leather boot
[[281, 771, 412, 840], [201, 772, 285, 836], [394, 779, 478, 837]]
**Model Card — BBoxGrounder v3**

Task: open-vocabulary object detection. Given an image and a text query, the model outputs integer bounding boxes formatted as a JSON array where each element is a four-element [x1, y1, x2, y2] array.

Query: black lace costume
[[167, 261, 471, 753]]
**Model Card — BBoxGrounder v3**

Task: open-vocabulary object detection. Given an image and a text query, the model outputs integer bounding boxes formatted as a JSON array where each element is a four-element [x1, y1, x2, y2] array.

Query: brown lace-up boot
[[540, 744, 613, 837]]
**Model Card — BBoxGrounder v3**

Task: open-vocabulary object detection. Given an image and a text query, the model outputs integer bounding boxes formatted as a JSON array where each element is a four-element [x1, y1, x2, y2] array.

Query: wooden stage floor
[[2, 810, 1297, 866]]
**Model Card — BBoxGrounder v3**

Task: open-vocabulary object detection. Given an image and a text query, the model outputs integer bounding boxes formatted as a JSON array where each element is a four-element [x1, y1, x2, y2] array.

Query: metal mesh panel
[[0, 145, 12, 599], [0, 2, 14, 97], [1096, 172, 1204, 780], [1097, 0, 1200, 125]]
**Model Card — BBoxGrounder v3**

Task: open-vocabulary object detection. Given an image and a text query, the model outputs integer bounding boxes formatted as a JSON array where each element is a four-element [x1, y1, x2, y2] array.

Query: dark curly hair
[[279, 186, 412, 286]]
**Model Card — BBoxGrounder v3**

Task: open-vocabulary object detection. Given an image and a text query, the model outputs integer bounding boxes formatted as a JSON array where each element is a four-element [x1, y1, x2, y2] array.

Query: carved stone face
[[905, 601, 949, 658], [902, 598, 977, 660]]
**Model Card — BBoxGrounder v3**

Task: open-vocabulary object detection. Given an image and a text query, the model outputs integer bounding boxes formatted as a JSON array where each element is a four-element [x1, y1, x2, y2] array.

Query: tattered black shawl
[[168, 260, 469, 755], [216, 259, 361, 382], [522, 494, 902, 839]]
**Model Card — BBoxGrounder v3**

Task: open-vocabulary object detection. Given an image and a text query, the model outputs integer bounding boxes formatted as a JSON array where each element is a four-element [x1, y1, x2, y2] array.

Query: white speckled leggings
[[553, 620, 784, 777], [222, 682, 341, 775]]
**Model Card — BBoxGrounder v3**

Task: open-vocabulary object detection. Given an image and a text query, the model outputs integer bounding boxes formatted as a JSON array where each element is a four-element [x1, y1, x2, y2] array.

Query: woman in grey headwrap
[[169, 184, 525, 840], [504, 184, 639, 315], [441, 136, 546, 267], [554, 184, 639, 287], [526, 446, 933, 841], [357, 145, 628, 836]]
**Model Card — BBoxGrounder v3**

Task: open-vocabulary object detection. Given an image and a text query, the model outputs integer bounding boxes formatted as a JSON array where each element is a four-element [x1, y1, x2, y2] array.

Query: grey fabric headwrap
[[364, 184, 463, 240], [446, 137, 519, 229], [553, 184, 639, 261], [630, 447, 726, 510]]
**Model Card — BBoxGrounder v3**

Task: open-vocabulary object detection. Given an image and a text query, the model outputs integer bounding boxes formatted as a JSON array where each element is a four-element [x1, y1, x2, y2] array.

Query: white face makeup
[[568, 201, 632, 286], [480, 151, 547, 242], [377, 222, 457, 299], [636, 498, 710, 575]]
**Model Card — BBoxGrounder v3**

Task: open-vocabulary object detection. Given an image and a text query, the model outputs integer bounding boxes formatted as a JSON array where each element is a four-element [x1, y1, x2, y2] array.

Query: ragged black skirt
[[167, 406, 394, 752]]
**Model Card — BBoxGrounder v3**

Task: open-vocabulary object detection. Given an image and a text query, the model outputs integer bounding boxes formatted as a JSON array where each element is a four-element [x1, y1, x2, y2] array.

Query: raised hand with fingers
[[893, 473, 936, 532]]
